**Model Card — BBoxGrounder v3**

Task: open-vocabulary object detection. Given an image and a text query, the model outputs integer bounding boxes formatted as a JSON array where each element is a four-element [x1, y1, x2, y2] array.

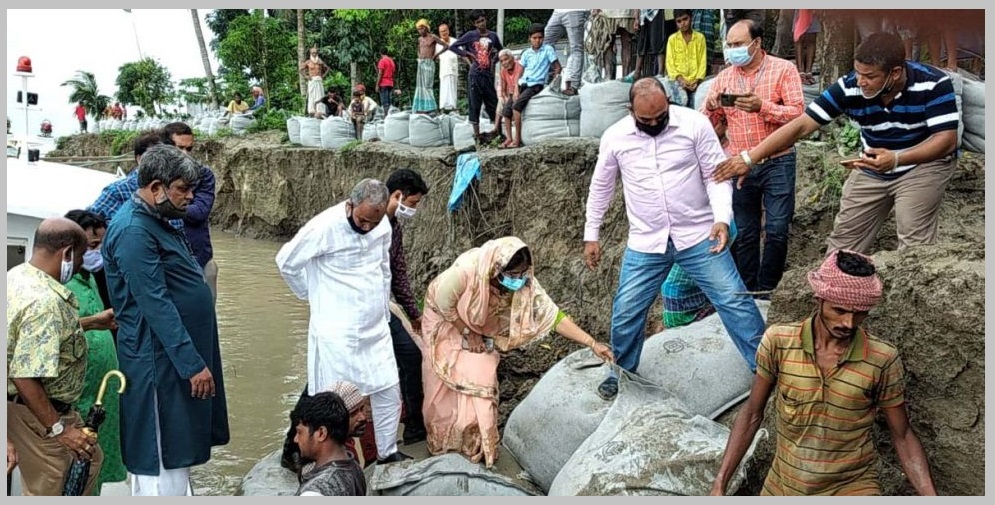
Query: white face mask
[[396, 202, 417, 220], [60, 248, 75, 284]]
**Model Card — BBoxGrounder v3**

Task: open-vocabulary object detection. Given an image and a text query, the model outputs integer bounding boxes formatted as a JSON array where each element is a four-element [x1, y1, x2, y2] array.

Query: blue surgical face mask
[[498, 272, 528, 292], [724, 40, 756, 67], [83, 248, 103, 272]]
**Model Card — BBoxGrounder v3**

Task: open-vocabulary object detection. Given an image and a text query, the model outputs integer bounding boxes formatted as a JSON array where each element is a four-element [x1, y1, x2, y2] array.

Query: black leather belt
[[8, 394, 72, 415]]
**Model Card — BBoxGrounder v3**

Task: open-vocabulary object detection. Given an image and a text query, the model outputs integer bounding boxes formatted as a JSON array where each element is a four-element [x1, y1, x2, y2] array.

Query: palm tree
[[61, 70, 111, 126], [191, 9, 219, 108]]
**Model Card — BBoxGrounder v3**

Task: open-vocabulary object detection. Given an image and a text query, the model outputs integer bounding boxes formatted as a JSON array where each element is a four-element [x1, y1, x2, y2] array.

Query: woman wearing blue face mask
[[416, 236, 614, 468], [62, 210, 126, 495]]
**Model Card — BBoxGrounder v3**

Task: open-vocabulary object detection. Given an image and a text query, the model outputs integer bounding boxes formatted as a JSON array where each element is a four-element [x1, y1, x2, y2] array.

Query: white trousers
[[129, 392, 193, 496], [369, 383, 402, 459], [306, 77, 324, 114], [439, 74, 458, 110]]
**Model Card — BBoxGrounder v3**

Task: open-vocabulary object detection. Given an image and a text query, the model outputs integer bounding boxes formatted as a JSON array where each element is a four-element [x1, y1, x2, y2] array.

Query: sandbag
[[383, 111, 411, 144], [363, 120, 382, 142], [320, 116, 357, 149], [655, 76, 689, 107], [694, 76, 716, 112], [237, 449, 300, 496], [123, 120, 137, 131], [960, 72, 984, 152], [638, 300, 767, 420], [548, 374, 766, 496], [502, 349, 614, 492], [368, 450, 543, 496], [230, 114, 255, 135], [110, 119, 124, 131], [452, 121, 476, 151], [376, 121, 386, 141], [521, 87, 581, 146], [204, 118, 219, 137], [299, 118, 322, 147], [579, 80, 631, 138], [409, 114, 452, 147], [287, 117, 302, 144]]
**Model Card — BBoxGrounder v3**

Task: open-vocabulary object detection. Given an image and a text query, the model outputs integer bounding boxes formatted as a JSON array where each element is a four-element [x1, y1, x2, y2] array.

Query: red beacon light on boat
[[16, 56, 33, 73]]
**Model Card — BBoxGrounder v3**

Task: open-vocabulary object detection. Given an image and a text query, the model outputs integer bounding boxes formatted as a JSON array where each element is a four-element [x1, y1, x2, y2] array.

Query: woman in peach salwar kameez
[[417, 236, 614, 468]]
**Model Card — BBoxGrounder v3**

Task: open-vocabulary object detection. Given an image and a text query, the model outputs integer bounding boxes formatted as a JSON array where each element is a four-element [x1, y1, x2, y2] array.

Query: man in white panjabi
[[276, 179, 412, 465], [436, 22, 459, 112], [301, 45, 330, 116]]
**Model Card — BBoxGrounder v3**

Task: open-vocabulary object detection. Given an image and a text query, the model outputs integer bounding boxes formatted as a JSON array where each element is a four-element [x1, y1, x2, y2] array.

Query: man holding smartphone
[[713, 32, 959, 256], [702, 19, 805, 297]]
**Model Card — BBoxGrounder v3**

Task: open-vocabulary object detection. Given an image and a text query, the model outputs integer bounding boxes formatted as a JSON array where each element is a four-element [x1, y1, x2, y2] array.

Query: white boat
[[5, 154, 120, 270]]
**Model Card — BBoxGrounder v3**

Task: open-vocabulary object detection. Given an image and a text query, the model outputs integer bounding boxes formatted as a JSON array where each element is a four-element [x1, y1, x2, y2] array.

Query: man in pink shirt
[[376, 49, 397, 113], [583, 78, 766, 400], [74, 102, 88, 133]]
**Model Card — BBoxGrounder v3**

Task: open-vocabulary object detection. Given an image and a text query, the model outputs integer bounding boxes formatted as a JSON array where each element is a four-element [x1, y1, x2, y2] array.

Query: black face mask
[[346, 208, 371, 235], [634, 111, 669, 137]]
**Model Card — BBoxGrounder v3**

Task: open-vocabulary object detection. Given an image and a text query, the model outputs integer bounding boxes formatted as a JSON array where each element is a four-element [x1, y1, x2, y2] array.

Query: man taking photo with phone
[[713, 31, 959, 257], [703, 19, 805, 298]]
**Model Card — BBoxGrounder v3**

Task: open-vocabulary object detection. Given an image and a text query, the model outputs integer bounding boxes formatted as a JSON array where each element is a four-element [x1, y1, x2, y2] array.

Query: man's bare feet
[[562, 87, 578, 96], [505, 140, 520, 148], [500, 138, 514, 148]]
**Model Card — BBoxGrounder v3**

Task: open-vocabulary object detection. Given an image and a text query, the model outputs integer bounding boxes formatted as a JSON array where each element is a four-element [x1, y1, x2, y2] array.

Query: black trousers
[[389, 313, 425, 432]]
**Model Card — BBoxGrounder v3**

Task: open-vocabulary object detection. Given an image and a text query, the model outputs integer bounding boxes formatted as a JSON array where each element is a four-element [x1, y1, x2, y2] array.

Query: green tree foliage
[[205, 9, 251, 52], [215, 11, 299, 111], [115, 58, 175, 117], [61, 70, 112, 120]]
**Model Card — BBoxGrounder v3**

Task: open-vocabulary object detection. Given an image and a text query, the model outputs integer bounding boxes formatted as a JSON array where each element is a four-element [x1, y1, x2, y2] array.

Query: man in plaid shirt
[[702, 19, 804, 298], [88, 132, 184, 231]]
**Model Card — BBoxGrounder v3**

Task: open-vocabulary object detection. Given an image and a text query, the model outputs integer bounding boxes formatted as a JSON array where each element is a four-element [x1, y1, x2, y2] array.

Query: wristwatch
[[46, 419, 65, 438]]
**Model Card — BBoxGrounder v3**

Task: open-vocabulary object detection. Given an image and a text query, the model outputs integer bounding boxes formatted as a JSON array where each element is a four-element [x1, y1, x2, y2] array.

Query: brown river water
[[189, 231, 309, 496]]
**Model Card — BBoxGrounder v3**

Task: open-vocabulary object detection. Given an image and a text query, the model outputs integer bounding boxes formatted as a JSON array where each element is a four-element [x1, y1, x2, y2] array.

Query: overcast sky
[[6, 9, 220, 138]]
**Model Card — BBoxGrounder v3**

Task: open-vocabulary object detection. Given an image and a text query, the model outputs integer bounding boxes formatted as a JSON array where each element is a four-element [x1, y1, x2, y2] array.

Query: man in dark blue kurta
[[102, 144, 229, 496]]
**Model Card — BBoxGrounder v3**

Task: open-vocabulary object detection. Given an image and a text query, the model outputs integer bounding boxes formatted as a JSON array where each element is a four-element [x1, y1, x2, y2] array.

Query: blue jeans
[[732, 152, 796, 293], [609, 237, 765, 376], [380, 86, 393, 113]]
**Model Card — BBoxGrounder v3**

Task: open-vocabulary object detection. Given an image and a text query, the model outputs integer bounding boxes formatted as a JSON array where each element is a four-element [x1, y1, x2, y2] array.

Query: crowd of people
[[8, 9, 969, 497]]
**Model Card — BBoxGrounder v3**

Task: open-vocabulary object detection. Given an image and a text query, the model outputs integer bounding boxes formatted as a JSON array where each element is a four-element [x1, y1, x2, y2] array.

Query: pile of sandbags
[[319, 116, 356, 149], [408, 114, 453, 148], [547, 374, 766, 496], [287, 117, 302, 145], [521, 87, 580, 146], [959, 70, 984, 153], [383, 111, 411, 144], [579, 80, 631, 138], [368, 450, 543, 496], [298, 117, 322, 147], [503, 302, 765, 493]]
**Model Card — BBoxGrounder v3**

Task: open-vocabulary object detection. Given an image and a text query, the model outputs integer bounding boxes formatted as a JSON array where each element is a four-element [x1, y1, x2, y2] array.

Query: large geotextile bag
[[383, 111, 411, 144], [521, 87, 580, 145], [298, 117, 322, 147], [319, 116, 356, 149], [579, 80, 631, 138], [547, 374, 766, 496], [368, 450, 543, 496], [409, 113, 453, 147], [502, 349, 613, 492]]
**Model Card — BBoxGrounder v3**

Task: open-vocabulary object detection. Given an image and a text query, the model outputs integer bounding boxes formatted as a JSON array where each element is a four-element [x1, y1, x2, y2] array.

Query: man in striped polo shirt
[[713, 32, 959, 256], [710, 249, 936, 496]]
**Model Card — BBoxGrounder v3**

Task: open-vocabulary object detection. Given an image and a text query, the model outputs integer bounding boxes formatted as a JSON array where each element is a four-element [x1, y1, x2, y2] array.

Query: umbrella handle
[[95, 370, 126, 406]]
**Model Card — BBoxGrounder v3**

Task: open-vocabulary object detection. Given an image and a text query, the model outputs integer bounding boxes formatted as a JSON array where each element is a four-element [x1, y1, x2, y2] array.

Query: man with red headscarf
[[710, 249, 937, 496]]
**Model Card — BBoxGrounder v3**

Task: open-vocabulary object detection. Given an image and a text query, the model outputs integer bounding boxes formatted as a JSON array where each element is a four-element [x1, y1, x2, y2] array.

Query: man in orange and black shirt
[[710, 249, 936, 496]]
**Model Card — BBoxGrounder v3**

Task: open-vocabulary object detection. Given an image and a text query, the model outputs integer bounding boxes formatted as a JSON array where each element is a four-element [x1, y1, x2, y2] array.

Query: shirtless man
[[414, 19, 445, 114], [301, 46, 330, 116]]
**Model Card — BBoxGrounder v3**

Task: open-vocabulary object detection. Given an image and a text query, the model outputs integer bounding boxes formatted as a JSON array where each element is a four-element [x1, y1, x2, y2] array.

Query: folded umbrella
[[62, 370, 126, 496]]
